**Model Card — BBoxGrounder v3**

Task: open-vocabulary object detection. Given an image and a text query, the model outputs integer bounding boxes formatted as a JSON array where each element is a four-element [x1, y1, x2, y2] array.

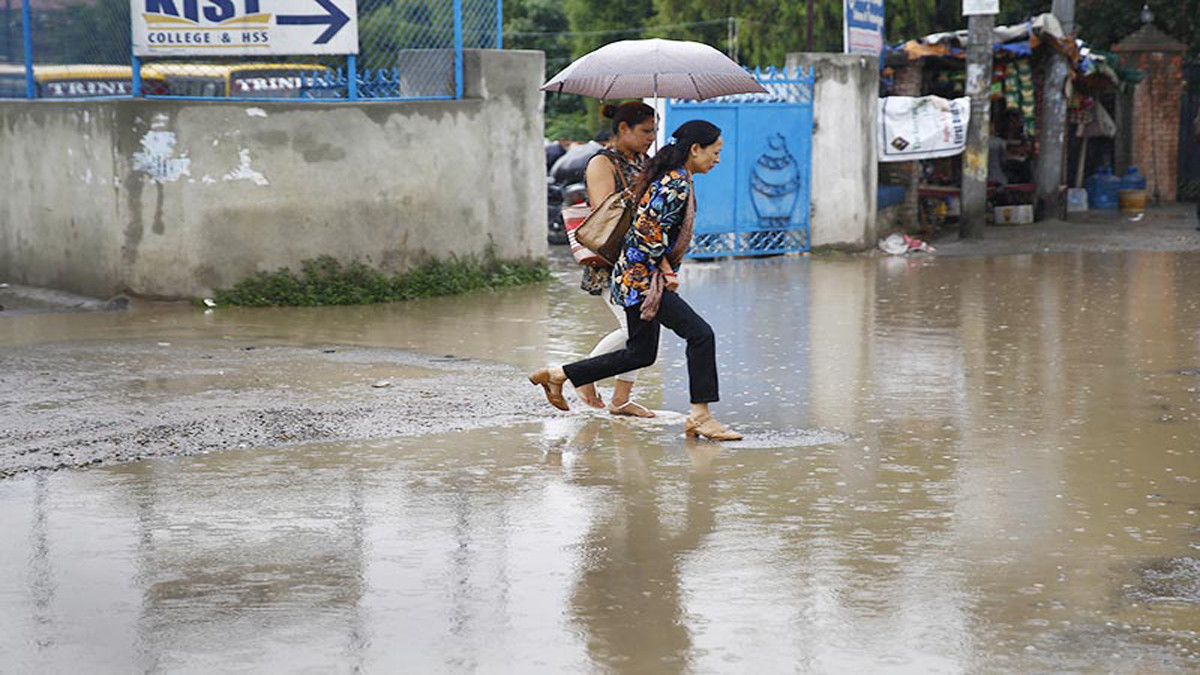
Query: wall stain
[[123, 175, 144, 268], [293, 132, 346, 163], [152, 182, 165, 235], [252, 130, 289, 147]]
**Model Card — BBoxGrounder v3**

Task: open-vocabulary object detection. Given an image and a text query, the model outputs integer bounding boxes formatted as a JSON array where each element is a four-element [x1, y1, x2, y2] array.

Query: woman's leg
[[561, 306, 660, 388], [578, 295, 638, 407], [604, 294, 638, 386], [652, 292, 740, 440], [653, 291, 718, 405]]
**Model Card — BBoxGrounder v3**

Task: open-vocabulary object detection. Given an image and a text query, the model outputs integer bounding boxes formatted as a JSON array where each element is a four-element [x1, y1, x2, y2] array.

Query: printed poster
[[878, 96, 971, 162]]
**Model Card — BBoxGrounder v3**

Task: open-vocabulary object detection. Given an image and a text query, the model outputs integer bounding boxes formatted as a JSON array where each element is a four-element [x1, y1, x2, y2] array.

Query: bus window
[[0, 73, 25, 98]]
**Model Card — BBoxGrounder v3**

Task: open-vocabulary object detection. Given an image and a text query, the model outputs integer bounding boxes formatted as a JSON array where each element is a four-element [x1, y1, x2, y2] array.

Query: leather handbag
[[574, 161, 637, 265]]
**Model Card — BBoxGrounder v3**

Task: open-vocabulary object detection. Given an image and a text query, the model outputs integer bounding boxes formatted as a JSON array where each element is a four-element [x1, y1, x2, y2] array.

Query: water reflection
[[565, 420, 720, 672], [1, 250, 1199, 671]]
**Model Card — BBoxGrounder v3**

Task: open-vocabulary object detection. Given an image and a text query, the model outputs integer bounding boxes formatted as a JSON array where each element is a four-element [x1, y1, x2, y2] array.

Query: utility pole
[[960, 9, 995, 239], [806, 0, 814, 52], [1036, 0, 1076, 220]]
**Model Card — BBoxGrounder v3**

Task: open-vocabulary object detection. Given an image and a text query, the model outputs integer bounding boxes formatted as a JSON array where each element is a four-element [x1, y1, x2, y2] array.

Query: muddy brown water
[[2, 251, 1199, 672]]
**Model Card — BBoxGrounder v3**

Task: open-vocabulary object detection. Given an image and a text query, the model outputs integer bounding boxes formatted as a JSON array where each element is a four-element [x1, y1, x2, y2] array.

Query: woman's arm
[[584, 155, 617, 207]]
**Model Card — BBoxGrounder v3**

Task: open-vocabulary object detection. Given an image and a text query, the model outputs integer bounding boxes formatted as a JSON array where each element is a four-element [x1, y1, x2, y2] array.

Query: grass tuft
[[211, 252, 550, 307]]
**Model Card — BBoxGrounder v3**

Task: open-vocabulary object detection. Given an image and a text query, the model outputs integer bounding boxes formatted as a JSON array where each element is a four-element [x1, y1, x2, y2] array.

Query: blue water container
[[1086, 167, 1121, 209], [1120, 166, 1147, 191]]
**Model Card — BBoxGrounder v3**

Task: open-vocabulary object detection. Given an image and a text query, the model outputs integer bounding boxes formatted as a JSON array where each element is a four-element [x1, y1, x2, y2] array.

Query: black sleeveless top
[[580, 148, 648, 296]]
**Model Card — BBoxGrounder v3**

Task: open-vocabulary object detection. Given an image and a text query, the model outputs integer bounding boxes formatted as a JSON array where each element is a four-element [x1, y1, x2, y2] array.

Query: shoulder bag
[[573, 158, 637, 266]]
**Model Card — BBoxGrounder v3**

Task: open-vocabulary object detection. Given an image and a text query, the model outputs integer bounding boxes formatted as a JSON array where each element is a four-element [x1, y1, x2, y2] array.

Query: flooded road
[[2, 250, 1200, 672]]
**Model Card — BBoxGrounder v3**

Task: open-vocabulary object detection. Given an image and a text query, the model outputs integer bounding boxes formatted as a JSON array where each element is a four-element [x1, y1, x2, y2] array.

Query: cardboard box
[[993, 204, 1034, 225]]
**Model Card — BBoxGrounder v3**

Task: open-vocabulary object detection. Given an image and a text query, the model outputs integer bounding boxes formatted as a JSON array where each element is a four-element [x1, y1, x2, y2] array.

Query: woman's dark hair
[[633, 120, 721, 200], [601, 101, 655, 135]]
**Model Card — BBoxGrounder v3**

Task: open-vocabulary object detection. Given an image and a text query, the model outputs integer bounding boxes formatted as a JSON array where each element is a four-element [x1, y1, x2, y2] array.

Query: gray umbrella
[[541, 38, 766, 100]]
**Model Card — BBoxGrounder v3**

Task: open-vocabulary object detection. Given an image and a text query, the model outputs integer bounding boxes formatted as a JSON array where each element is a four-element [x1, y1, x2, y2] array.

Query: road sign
[[962, 0, 999, 16], [843, 0, 885, 56], [132, 0, 358, 57]]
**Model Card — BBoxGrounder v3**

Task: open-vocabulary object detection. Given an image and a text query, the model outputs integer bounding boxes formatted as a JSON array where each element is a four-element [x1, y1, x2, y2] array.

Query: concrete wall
[[787, 52, 879, 249], [0, 49, 546, 299]]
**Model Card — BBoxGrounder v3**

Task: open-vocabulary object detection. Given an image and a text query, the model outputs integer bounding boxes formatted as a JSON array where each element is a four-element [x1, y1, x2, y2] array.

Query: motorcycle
[[546, 142, 601, 245], [547, 177, 588, 245]]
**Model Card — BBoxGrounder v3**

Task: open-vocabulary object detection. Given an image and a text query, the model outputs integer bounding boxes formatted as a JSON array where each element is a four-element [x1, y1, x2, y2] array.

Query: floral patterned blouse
[[581, 148, 647, 296], [611, 169, 692, 308]]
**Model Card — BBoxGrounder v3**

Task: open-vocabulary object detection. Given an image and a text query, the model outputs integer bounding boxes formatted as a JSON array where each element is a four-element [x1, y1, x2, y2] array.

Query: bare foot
[[577, 383, 605, 409]]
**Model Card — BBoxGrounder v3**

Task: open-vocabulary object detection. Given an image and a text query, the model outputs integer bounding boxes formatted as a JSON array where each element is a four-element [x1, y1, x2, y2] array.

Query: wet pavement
[[3, 249, 1200, 672]]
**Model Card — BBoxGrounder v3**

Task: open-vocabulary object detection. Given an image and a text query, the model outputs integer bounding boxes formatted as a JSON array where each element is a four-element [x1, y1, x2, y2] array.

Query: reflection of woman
[[575, 102, 657, 419], [567, 421, 720, 670], [531, 121, 742, 441]]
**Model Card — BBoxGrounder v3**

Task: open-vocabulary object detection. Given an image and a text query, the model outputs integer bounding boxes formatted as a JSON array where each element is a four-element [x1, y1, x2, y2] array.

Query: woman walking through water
[[531, 120, 742, 441], [575, 101, 658, 418]]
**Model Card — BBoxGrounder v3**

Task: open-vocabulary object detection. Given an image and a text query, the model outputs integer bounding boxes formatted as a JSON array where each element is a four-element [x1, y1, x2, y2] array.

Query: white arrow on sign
[[132, 0, 359, 57]]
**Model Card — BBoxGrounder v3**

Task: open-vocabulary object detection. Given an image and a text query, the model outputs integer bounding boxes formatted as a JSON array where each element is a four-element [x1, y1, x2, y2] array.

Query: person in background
[[530, 120, 743, 441], [573, 102, 657, 418], [545, 137, 570, 173]]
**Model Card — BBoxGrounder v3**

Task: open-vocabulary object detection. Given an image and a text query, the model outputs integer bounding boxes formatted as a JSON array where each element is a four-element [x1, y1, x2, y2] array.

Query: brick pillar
[[882, 60, 923, 227], [1114, 23, 1187, 202]]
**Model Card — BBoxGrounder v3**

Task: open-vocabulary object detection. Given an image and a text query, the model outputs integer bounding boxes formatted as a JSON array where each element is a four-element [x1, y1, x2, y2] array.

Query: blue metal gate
[[664, 67, 815, 259]]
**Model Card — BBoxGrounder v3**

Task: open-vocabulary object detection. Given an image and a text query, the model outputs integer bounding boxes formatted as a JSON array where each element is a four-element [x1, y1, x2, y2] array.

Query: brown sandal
[[684, 413, 742, 441], [608, 401, 656, 418], [529, 368, 570, 411]]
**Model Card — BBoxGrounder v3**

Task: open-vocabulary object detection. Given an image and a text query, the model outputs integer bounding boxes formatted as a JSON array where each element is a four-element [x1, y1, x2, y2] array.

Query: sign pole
[[21, 0, 32, 98], [453, 0, 463, 99], [132, 54, 142, 97], [960, 9, 994, 239], [347, 54, 358, 100]]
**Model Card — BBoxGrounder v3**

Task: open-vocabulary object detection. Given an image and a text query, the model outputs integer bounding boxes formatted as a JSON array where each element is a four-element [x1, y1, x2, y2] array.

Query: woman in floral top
[[531, 120, 742, 441], [574, 102, 656, 418]]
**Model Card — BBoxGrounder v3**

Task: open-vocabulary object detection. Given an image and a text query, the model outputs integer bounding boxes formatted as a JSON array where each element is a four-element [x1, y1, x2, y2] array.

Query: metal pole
[[132, 54, 142, 97], [727, 16, 733, 59], [806, 0, 813, 52], [496, 0, 503, 49], [453, 0, 463, 99], [960, 13, 994, 239], [347, 54, 358, 100], [21, 0, 32, 98], [1036, 0, 1075, 219]]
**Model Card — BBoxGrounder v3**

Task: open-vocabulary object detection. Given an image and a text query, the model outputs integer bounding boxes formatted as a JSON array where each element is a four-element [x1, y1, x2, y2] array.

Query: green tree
[[50, 0, 131, 64], [505, 0, 590, 138]]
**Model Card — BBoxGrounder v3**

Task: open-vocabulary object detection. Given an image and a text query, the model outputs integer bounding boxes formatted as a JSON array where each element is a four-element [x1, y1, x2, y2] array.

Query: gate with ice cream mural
[[664, 66, 815, 258]]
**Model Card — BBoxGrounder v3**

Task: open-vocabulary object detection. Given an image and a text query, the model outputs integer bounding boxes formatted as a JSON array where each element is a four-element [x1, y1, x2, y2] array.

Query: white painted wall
[[787, 52, 880, 249]]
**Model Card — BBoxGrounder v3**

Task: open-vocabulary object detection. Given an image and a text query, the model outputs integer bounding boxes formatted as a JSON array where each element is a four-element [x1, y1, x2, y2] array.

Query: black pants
[[563, 291, 719, 404]]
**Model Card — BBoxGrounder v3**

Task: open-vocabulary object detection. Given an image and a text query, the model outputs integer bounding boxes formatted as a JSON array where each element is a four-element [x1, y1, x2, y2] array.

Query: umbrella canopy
[[541, 38, 766, 100]]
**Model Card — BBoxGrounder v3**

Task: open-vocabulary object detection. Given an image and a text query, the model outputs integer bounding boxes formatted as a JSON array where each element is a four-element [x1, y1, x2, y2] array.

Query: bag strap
[[607, 153, 630, 192]]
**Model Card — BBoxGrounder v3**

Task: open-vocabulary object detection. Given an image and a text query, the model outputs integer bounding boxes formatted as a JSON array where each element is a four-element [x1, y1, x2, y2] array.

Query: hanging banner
[[843, 0, 886, 55], [963, 0, 1000, 16], [132, 0, 359, 56], [878, 96, 971, 162]]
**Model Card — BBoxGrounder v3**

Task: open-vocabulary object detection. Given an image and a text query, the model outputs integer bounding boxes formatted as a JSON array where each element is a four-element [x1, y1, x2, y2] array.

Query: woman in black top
[[573, 102, 658, 418]]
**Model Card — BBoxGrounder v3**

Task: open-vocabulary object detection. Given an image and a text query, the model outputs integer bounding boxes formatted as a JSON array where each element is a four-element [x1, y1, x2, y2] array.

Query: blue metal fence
[[1, 0, 499, 101], [666, 66, 816, 258]]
